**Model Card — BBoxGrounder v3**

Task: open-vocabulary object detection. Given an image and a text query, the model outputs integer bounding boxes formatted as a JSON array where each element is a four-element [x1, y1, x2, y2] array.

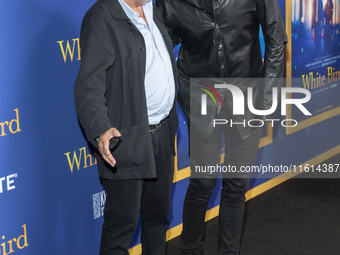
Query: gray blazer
[[74, 0, 178, 179]]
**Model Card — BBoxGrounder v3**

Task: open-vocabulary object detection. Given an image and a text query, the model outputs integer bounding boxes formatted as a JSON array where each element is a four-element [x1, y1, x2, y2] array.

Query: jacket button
[[138, 48, 143, 52]]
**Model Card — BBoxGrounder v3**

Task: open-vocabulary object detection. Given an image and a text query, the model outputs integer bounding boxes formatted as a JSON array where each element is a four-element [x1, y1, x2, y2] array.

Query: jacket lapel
[[104, 0, 130, 20]]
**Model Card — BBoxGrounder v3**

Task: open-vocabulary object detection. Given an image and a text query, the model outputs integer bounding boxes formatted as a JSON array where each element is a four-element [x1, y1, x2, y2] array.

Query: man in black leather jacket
[[157, 0, 286, 254]]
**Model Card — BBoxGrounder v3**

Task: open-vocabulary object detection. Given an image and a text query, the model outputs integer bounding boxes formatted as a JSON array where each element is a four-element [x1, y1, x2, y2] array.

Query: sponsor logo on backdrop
[[0, 224, 28, 254], [0, 173, 18, 194], [93, 191, 106, 220], [64, 147, 97, 173], [0, 109, 21, 138], [57, 38, 81, 63]]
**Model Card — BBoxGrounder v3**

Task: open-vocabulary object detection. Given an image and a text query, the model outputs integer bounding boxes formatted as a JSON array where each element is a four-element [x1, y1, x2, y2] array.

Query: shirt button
[[216, 24, 219, 29], [219, 44, 223, 48], [221, 64, 225, 68]]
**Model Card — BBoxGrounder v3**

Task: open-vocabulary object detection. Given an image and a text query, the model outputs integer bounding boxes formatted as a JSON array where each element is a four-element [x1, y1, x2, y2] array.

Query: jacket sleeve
[[74, 15, 115, 148], [256, 0, 286, 115], [156, 0, 181, 47]]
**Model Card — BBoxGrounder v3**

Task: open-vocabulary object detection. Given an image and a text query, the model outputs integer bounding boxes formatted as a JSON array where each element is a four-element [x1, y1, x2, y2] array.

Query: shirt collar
[[117, 0, 152, 23]]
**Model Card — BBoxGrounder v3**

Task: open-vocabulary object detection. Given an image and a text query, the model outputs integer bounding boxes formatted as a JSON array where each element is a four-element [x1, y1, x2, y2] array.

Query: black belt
[[149, 115, 169, 132]]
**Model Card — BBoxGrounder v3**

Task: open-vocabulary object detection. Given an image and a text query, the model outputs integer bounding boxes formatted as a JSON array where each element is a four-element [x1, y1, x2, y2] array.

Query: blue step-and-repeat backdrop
[[1, 0, 340, 254]]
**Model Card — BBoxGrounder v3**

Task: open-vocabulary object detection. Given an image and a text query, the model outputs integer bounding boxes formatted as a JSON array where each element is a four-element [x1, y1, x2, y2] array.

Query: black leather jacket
[[157, 0, 286, 141]]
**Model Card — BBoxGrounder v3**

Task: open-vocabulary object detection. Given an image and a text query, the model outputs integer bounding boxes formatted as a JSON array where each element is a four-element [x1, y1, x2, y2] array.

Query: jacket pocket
[[112, 124, 148, 169]]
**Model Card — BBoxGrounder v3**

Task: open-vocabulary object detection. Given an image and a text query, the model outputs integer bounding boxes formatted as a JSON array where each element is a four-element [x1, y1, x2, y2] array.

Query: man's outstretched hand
[[97, 128, 121, 167]]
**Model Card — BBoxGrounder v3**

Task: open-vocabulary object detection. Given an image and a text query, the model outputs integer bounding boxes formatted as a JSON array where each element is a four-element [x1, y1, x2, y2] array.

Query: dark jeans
[[99, 120, 174, 255], [181, 105, 262, 255]]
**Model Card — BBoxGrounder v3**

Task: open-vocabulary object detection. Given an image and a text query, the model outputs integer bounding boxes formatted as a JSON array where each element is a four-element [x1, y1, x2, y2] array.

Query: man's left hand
[[97, 128, 121, 167]]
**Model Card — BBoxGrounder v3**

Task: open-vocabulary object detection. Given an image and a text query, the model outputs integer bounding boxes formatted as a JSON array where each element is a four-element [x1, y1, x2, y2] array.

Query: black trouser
[[181, 105, 262, 255], [99, 120, 174, 255]]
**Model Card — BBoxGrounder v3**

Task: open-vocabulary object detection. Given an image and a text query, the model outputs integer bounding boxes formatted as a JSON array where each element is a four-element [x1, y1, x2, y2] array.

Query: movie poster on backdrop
[[290, 0, 340, 132]]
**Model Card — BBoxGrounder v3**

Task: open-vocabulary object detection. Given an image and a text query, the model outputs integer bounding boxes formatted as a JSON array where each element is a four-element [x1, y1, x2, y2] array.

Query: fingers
[[98, 128, 121, 167], [101, 153, 116, 168], [112, 128, 121, 138]]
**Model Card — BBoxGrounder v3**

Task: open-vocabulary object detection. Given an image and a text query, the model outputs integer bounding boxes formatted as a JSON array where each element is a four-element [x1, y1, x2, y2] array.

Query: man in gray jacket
[[74, 0, 178, 254]]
